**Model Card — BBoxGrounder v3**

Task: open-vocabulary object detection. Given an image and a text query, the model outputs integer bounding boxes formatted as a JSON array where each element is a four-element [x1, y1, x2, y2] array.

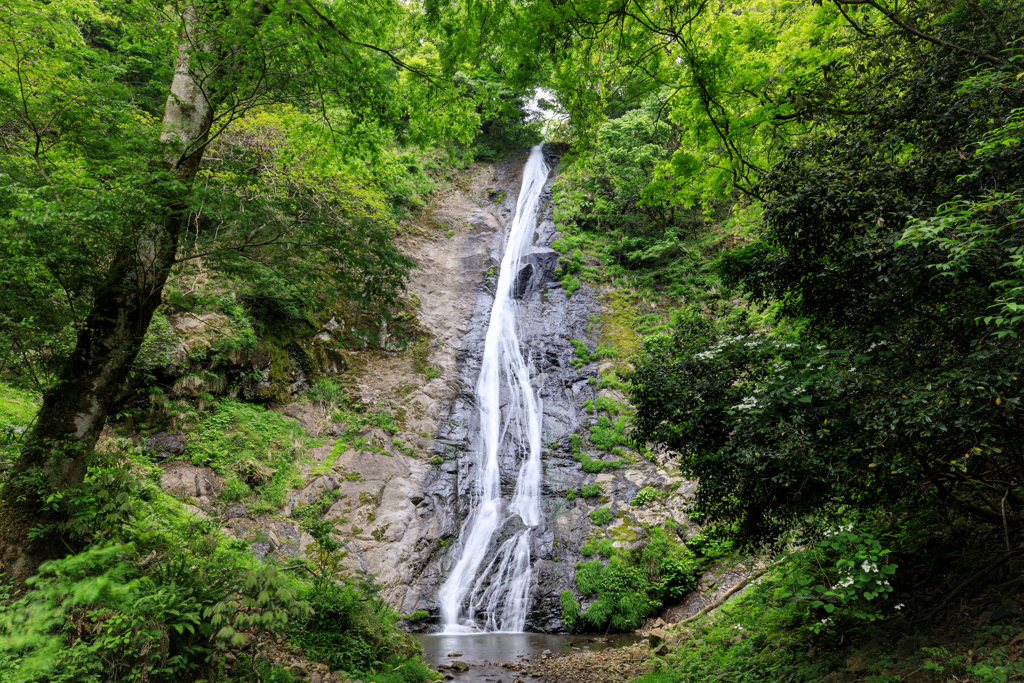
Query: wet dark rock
[[450, 661, 469, 672], [145, 432, 186, 458], [513, 263, 535, 299]]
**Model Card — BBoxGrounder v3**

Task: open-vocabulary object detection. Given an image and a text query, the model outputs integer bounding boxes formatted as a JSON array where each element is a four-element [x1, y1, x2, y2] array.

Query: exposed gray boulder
[[160, 462, 221, 506]]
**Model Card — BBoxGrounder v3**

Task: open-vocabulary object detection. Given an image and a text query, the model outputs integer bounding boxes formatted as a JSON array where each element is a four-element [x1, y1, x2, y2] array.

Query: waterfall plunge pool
[[415, 633, 642, 683]]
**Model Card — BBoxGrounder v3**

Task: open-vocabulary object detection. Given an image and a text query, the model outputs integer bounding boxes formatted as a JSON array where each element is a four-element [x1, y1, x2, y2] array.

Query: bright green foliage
[[580, 483, 601, 499], [308, 379, 346, 408], [574, 558, 658, 632], [401, 610, 429, 622], [569, 339, 591, 368], [287, 579, 420, 675], [0, 545, 146, 681], [186, 399, 303, 471], [186, 400, 305, 513], [589, 507, 613, 525], [631, 486, 665, 507], [0, 438, 422, 682], [571, 527, 700, 632], [0, 0, 487, 402], [589, 414, 629, 452], [568, 432, 621, 473], [775, 526, 897, 630], [562, 275, 582, 297], [453, 65, 542, 160], [365, 408, 401, 435], [559, 590, 581, 631], [429, 457, 444, 465], [631, 573, 832, 683], [206, 565, 311, 657], [581, 538, 614, 557], [584, 396, 626, 416], [0, 383, 37, 439]]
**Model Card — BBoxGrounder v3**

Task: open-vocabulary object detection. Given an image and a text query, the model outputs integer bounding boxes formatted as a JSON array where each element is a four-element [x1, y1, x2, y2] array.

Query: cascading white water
[[437, 144, 550, 633]]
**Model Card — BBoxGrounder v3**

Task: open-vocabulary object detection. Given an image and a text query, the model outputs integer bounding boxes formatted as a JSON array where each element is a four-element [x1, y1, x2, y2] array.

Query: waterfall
[[437, 144, 550, 633]]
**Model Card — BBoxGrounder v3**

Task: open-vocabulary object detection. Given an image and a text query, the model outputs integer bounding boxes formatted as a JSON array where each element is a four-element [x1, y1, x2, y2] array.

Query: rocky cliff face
[[373, 145, 696, 631], [155, 146, 695, 632]]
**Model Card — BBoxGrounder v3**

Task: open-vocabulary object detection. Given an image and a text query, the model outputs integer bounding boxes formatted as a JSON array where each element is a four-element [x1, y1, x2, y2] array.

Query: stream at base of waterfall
[[436, 144, 551, 634]]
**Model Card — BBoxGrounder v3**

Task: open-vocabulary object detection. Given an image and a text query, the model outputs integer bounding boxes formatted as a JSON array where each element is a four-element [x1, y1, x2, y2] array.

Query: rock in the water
[[450, 661, 469, 672]]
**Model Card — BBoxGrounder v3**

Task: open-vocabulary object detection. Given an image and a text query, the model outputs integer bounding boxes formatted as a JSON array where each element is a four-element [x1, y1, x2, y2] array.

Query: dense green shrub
[[401, 610, 429, 622], [569, 433, 621, 473], [589, 507, 613, 525], [575, 557, 659, 632], [581, 538, 614, 557], [589, 415, 629, 451], [570, 528, 700, 633], [559, 590, 581, 631], [287, 580, 420, 676], [631, 486, 664, 507]]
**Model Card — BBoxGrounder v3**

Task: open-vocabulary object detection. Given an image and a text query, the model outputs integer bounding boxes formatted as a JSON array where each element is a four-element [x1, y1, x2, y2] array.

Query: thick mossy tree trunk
[[0, 8, 215, 582]]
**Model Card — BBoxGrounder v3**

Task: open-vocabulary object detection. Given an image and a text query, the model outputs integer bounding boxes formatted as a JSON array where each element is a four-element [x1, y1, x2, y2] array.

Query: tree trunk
[[0, 5, 215, 582]]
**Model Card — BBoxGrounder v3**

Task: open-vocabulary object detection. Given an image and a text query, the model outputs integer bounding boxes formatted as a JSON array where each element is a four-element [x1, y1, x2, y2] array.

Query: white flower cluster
[[816, 344, 826, 350], [894, 603, 905, 610], [866, 340, 888, 352], [833, 575, 855, 590], [861, 561, 878, 574], [823, 524, 854, 537], [733, 395, 760, 411], [694, 335, 763, 362], [791, 386, 806, 397]]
